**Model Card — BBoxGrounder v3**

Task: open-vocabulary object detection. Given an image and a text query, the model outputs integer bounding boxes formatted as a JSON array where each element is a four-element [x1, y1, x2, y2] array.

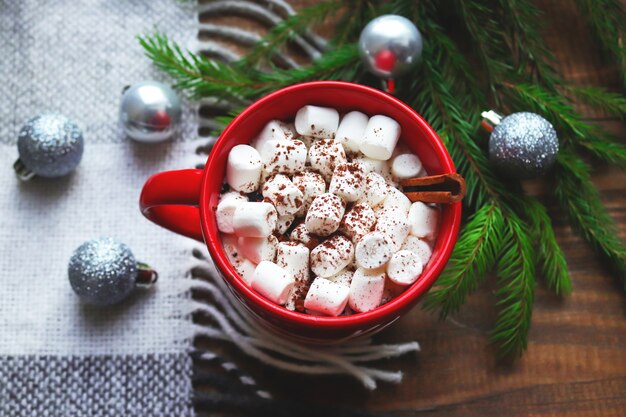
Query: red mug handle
[[139, 169, 205, 242]]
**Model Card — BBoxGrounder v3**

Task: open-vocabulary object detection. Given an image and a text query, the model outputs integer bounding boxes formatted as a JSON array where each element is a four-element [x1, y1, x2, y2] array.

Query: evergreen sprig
[[142, 0, 626, 358], [504, 83, 626, 167], [567, 85, 626, 118], [423, 203, 503, 317], [524, 198, 572, 295], [575, 0, 626, 87], [554, 150, 626, 286]]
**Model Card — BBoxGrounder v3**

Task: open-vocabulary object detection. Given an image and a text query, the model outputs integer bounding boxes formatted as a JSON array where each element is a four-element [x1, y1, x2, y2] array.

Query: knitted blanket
[[0, 1, 198, 415]]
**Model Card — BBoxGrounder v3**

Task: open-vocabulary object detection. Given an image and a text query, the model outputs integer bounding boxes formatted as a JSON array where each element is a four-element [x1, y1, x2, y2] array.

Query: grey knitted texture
[[0, 1, 198, 415], [0, 354, 194, 417]]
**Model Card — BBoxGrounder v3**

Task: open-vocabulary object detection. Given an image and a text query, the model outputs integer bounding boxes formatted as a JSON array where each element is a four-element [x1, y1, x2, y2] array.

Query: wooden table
[[197, 1, 626, 415]]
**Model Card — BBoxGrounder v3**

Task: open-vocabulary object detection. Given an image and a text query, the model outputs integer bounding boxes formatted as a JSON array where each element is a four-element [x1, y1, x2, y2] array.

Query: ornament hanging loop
[[136, 262, 158, 287]]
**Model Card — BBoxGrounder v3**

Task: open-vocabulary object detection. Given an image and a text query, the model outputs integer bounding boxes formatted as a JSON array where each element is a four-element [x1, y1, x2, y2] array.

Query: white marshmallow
[[260, 139, 307, 178], [216, 192, 247, 233], [276, 242, 311, 311], [294, 105, 339, 139], [360, 115, 401, 160], [353, 156, 395, 186], [310, 235, 354, 278], [390, 153, 423, 180], [232, 202, 277, 237], [375, 187, 412, 216], [353, 156, 390, 177], [292, 171, 326, 215], [335, 111, 369, 154], [220, 190, 246, 202], [387, 250, 423, 286], [381, 279, 405, 304], [349, 267, 386, 313], [326, 268, 354, 288], [262, 174, 304, 216], [226, 145, 263, 193], [276, 242, 310, 284], [251, 120, 293, 152], [340, 203, 376, 242], [357, 172, 389, 207], [222, 234, 256, 285], [401, 236, 433, 266], [355, 231, 395, 270], [290, 223, 312, 245], [308, 139, 347, 181], [305, 193, 345, 236], [375, 211, 410, 251], [329, 162, 367, 202], [238, 235, 278, 264], [235, 259, 256, 286], [251, 261, 295, 305], [408, 202, 439, 240], [276, 214, 295, 234], [304, 278, 350, 316]]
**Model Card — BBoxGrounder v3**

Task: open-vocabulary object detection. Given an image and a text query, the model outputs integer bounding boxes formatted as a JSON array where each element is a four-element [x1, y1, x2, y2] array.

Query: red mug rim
[[200, 81, 461, 330]]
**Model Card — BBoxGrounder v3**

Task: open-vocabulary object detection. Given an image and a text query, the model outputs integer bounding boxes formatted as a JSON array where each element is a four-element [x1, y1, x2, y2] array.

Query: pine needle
[[423, 204, 504, 317], [505, 83, 626, 167], [492, 212, 536, 357], [567, 85, 626, 119], [554, 149, 626, 287], [574, 0, 626, 87], [524, 198, 572, 295], [242, 1, 339, 66]]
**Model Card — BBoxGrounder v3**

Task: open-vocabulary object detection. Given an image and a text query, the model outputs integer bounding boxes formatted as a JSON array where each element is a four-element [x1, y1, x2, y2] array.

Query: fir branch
[[423, 204, 504, 317], [504, 82, 626, 167], [554, 149, 626, 287], [139, 33, 361, 101], [415, 41, 511, 209], [452, 0, 512, 101], [139, 32, 260, 101], [332, 0, 384, 45], [567, 85, 626, 118], [416, 27, 541, 356], [495, 0, 560, 86], [492, 212, 536, 357], [524, 198, 572, 295], [575, 0, 626, 86], [242, 1, 339, 66]]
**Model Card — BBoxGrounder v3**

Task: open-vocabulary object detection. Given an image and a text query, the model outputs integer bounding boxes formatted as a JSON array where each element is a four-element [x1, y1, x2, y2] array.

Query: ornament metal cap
[[136, 262, 159, 287], [13, 158, 36, 181], [480, 110, 503, 132]]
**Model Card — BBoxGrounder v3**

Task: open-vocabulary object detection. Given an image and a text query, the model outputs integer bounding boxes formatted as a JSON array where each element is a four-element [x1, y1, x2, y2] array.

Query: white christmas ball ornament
[[120, 81, 182, 143], [358, 15, 423, 79]]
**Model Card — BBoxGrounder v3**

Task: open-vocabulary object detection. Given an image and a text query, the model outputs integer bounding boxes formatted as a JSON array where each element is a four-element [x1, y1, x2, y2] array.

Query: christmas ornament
[[68, 237, 157, 306], [119, 80, 182, 143], [482, 111, 559, 179], [358, 15, 423, 81], [14, 114, 84, 181]]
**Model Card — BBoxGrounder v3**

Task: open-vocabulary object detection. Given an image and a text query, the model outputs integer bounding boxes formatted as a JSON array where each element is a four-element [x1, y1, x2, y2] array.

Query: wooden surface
[[196, 1, 626, 415]]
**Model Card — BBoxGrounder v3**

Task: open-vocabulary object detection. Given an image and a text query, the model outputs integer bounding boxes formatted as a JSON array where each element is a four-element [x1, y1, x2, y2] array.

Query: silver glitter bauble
[[15, 114, 84, 180], [119, 81, 182, 143], [488, 112, 559, 179], [68, 238, 157, 306], [358, 14, 423, 79]]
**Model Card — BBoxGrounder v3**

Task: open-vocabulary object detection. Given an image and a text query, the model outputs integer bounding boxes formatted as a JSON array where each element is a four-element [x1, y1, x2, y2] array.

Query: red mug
[[140, 81, 462, 343]]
